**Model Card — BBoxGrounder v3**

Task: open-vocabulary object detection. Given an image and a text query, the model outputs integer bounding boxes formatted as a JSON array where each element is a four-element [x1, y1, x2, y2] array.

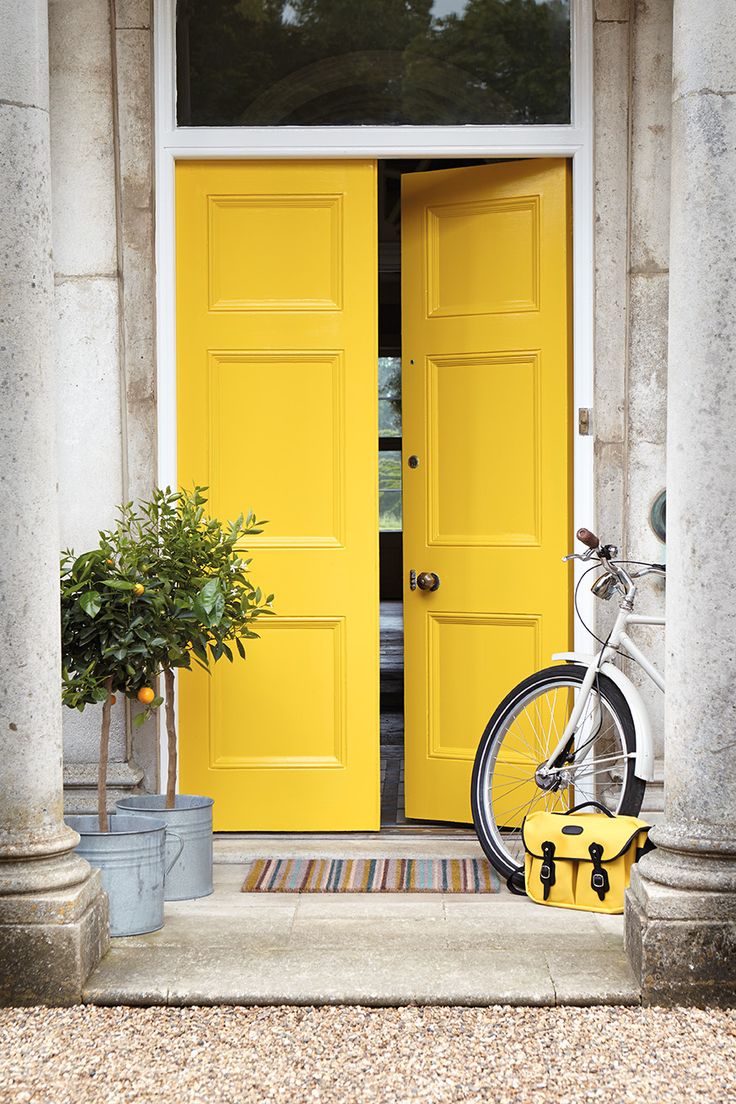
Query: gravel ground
[[0, 1005, 734, 1104]]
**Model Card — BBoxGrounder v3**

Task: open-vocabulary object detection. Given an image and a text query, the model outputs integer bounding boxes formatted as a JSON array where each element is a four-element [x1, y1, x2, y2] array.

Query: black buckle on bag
[[539, 841, 556, 901], [589, 842, 610, 901]]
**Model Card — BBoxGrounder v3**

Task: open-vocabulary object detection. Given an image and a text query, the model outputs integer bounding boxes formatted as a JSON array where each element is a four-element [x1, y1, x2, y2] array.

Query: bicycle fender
[[552, 651, 596, 664], [551, 652, 655, 782]]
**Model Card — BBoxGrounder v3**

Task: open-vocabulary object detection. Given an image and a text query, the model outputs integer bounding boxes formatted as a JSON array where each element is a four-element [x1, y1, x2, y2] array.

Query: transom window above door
[[175, 0, 571, 127]]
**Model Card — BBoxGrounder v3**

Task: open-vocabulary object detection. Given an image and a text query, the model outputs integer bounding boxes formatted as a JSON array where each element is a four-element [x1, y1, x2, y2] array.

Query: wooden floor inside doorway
[[380, 600, 405, 827]]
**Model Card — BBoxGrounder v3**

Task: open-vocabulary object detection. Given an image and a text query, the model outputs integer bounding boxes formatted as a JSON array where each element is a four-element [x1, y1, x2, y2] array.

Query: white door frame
[[153, 0, 596, 778]]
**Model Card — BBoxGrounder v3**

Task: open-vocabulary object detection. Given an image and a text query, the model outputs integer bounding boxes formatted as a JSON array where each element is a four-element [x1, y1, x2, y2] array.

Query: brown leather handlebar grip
[[577, 527, 600, 550]]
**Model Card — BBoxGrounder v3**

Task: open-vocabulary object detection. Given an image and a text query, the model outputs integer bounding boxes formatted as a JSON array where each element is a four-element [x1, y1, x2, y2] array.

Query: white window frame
[[153, 0, 595, 748]]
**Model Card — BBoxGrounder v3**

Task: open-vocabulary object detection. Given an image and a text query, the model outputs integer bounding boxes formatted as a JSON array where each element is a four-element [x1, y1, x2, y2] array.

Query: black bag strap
[[506, 866, 527, 896], [539, 841, 557, 901], [588, 842, 611, 901], [565, 801, 615, 818], [636, 835, 656, 862]]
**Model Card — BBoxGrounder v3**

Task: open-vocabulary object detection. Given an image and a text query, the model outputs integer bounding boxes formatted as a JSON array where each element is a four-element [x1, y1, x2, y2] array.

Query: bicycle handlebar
[[577, 527, 600, 551], [568, 529, 666, 598]]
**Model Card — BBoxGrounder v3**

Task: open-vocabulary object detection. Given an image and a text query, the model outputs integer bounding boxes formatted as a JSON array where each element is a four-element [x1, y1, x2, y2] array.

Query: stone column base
[[63, 760, 144, 816], [0, 869, 109, 1006], [625, 866, 736, 1006]]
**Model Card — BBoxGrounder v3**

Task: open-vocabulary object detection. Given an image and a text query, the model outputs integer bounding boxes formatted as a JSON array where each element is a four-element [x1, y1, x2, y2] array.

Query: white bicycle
[[471, 527, 665, 881]]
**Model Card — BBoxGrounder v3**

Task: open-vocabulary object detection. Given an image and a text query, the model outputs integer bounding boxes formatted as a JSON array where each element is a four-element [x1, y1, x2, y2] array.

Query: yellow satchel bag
[[521, 802, 653, 914]]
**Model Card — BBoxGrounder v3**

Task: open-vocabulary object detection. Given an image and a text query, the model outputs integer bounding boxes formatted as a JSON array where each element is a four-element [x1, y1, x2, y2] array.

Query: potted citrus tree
[[61, 542, 169, 937], [115, 487, 273, 901]]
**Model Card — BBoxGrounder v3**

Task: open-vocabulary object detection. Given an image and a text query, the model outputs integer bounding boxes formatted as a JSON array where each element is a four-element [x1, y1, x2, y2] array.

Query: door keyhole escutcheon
[[416, 571, 440, 592]]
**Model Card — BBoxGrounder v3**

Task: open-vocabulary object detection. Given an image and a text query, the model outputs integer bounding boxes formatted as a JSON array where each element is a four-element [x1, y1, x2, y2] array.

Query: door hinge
[[578, 407, 593, 436]]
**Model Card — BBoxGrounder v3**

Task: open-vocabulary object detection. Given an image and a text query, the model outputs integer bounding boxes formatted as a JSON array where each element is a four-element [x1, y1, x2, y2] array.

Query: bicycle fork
[[540, 652, 608, 778]]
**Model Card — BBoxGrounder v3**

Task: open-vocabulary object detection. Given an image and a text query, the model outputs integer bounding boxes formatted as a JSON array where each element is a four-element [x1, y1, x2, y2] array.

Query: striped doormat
[[242, 857, 501, 893]]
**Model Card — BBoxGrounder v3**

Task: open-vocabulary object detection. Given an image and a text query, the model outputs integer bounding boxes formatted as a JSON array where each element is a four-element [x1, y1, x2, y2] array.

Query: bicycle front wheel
[[471, 663, 645, 880]]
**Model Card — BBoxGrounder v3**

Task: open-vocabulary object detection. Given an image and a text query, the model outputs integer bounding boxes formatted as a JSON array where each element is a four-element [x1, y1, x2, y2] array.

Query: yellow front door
[[402, 159, 572, 824], [176, 160, 379, 831]]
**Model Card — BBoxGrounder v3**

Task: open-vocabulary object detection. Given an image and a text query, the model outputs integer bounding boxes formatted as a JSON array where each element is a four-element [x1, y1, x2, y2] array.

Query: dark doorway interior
[[377, 161, 404, 827]]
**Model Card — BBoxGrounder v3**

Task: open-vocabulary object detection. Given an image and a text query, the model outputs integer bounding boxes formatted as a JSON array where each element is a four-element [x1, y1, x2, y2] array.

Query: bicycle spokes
[[485, 680, 630, 866]]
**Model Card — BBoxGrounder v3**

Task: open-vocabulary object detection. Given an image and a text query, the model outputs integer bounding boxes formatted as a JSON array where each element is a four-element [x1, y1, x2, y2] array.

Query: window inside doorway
[[379, 357, 402, 531], [175, 0, 572, 127]]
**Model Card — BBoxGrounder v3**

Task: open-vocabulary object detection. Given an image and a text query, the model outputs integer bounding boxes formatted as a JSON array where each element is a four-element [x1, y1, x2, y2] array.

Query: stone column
[[49, 0, 151, 812], [0, 0, 108, 1004], [625, 0, 736, 1005]]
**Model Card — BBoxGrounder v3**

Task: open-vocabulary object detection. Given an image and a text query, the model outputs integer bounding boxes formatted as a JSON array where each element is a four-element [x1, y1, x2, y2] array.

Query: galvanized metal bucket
[[66, 814, 178, 937], [115, 794, 214, 901]]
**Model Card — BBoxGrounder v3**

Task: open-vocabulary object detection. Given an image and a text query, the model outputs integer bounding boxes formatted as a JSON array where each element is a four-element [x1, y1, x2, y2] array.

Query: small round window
[[650, 490, 666, 543]]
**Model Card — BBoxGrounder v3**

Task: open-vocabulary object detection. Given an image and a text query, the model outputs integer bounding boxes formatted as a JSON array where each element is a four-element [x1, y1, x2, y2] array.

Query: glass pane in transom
[[176, 1, 572, 127]]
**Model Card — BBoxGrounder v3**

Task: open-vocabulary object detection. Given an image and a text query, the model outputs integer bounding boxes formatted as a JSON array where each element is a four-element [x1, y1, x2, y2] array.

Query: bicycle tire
[[471, 663, 646, 880]]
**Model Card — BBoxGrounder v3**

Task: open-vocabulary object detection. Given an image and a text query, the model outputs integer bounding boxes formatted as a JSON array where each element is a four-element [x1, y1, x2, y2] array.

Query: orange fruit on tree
[[133, 583, 145, 596], [137, 687, 155, 705], [110, 694, 117, 705]]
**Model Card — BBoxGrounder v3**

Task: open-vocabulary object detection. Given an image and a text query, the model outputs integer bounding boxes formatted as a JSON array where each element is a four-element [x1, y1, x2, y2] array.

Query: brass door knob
[[416, 571, 440, 592]]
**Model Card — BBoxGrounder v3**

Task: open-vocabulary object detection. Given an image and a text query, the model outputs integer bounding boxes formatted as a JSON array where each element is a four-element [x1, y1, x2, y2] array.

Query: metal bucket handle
[[165, 830, 184, 878]]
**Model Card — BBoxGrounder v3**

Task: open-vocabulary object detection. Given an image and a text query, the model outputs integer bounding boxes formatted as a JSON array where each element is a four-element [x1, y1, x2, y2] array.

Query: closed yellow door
[[176, 160, 379, 831], [402, 159, 572, 824]]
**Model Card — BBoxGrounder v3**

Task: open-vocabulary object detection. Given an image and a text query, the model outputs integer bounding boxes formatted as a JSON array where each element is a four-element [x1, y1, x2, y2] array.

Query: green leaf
[[210, 590, 225, 625], [62, 580, 88, 597], [79, 591, 102, 618], [197, 579, 221, 615], [101, 579, 136, 591], [192, 598, 208, 624], [235, 637, 246, 660]]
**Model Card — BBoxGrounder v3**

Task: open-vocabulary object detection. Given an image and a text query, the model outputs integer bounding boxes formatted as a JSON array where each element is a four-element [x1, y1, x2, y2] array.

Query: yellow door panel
[[176, 160, 379, 831], [402, 159, 572, 824], [427, 613, 541, 762]]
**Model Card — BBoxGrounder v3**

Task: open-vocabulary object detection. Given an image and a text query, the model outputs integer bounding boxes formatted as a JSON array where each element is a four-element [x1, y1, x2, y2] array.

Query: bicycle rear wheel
[[471, 663, 645, 879]]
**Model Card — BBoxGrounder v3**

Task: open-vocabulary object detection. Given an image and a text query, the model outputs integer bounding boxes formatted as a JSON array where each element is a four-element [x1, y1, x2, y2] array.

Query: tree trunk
[[98, 677, 114, 832], [164, 667, 177, 809]]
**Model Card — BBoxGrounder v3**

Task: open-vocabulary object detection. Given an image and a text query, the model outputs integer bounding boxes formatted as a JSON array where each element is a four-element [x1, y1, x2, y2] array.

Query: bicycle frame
[[544, 599, 664, 780], [604, 605, 665, 692]]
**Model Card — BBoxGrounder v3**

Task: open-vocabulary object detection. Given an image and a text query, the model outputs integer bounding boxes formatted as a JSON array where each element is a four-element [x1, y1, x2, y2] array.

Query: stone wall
[[594, 0, 672, 814], [50, 0, 157, 809]]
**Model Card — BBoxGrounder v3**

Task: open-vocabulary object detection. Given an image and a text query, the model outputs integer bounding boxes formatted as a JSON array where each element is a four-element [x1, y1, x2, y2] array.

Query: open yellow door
[[402, 159, 572, 824], [176, 160, 379, 831]]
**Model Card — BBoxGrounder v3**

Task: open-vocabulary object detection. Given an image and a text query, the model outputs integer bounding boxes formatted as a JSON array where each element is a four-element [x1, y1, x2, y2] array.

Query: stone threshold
[[82, 858, 640, 1009], [213, 832, 481, 862]]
